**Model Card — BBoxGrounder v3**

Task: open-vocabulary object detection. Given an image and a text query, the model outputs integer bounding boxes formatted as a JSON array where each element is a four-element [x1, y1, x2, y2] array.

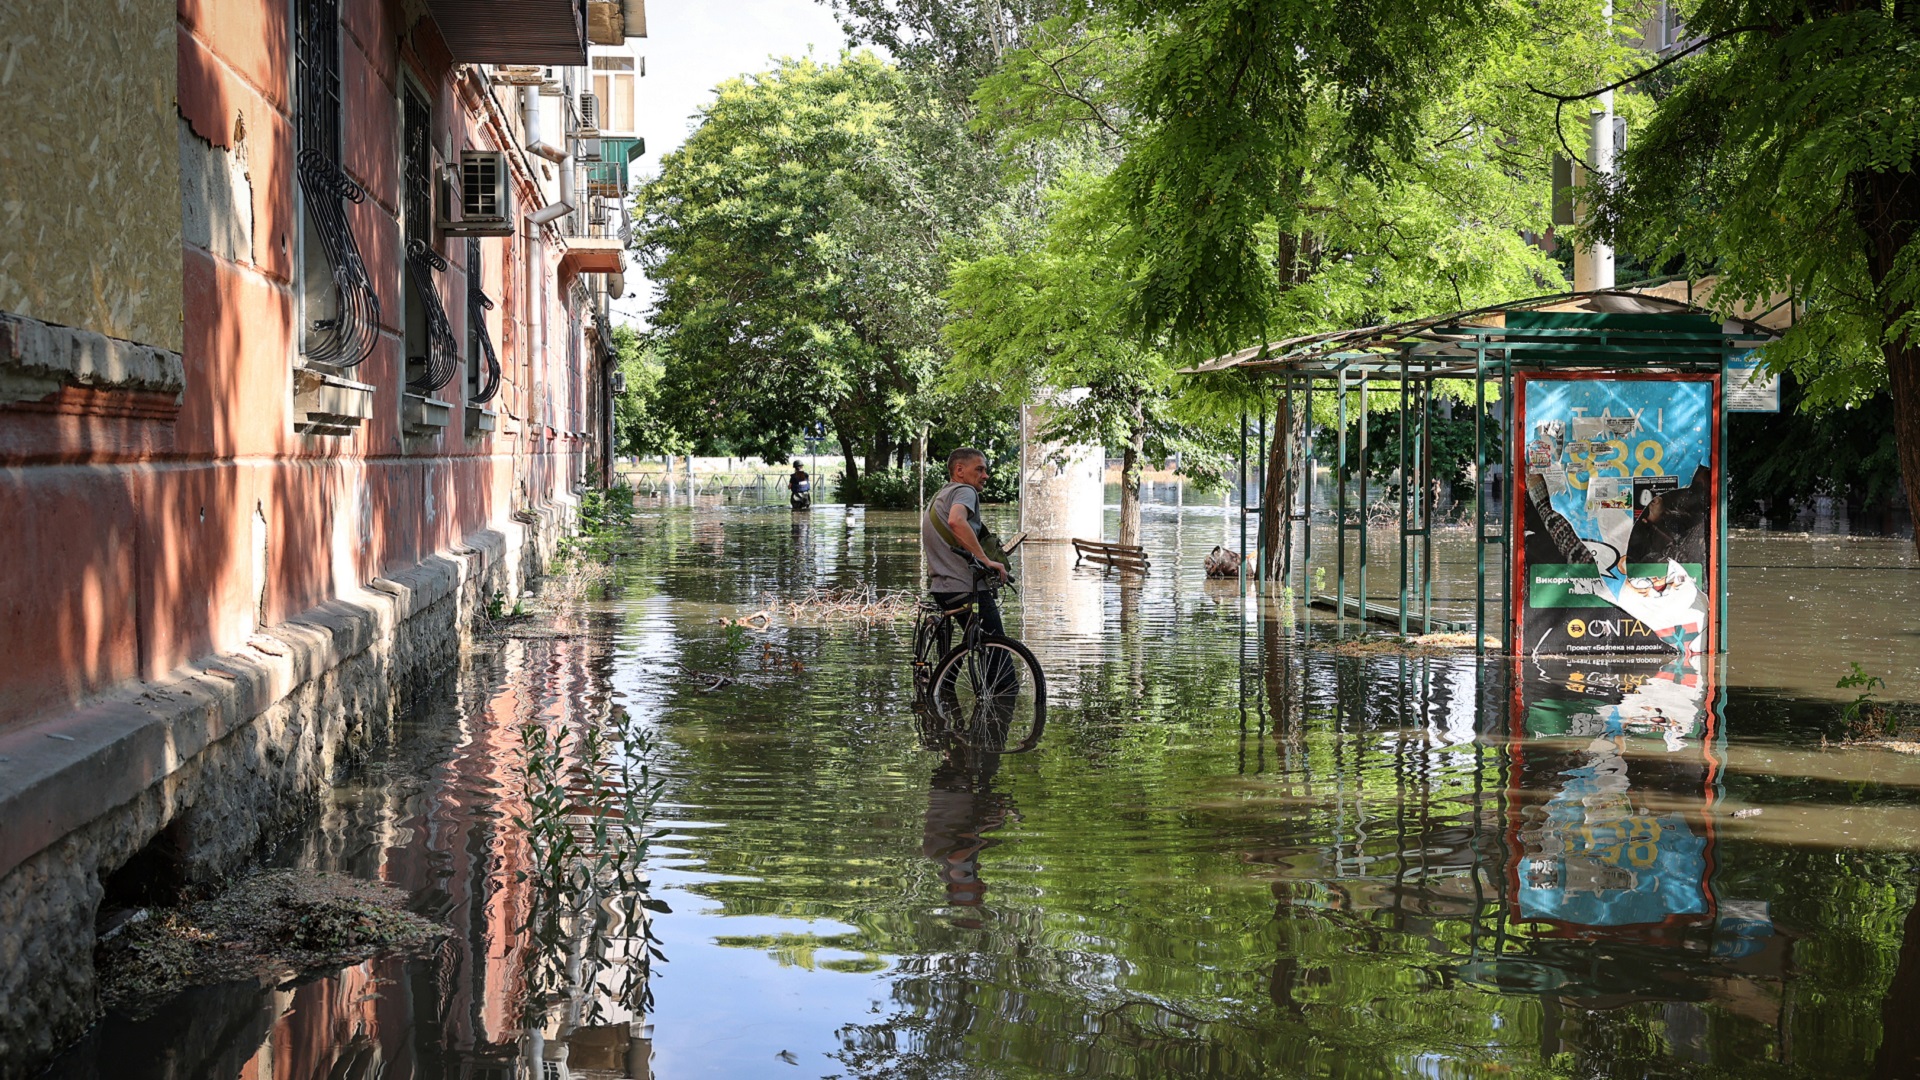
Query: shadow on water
[[39, 488, 1920, 1079]]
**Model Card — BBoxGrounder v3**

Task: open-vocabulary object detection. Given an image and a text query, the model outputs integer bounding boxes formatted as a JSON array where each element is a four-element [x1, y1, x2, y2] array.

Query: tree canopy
[[1598, 0, 1920, 543]]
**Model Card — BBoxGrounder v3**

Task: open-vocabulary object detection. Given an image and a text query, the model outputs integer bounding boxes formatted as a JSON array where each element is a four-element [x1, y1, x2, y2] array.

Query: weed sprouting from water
[[510, 696, 666, 1032]]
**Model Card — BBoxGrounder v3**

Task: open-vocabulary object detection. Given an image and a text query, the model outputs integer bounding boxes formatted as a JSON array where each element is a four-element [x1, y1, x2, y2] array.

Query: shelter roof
[[1184, 280, 1790, 379]]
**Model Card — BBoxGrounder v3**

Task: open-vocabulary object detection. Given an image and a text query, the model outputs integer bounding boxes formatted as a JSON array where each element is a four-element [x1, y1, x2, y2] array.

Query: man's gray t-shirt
[[922, 481, 983, 593]]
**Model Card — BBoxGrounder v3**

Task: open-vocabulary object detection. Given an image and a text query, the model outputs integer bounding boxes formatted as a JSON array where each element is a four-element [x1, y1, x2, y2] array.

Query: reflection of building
[[40, 629, 658, 1079]]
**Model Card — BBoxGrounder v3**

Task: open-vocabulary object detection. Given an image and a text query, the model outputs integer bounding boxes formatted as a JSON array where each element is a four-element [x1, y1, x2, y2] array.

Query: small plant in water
[[722, 621, 751, 672], [1839, 662, 1889, 735]]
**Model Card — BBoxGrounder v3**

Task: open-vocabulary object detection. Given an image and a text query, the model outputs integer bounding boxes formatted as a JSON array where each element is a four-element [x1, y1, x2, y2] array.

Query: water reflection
[[39, 492, 1920, 1079]]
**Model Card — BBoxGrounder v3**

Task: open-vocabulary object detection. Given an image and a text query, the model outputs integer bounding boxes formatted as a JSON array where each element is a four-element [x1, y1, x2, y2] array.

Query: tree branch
[[1524, 25, 1769, 105]]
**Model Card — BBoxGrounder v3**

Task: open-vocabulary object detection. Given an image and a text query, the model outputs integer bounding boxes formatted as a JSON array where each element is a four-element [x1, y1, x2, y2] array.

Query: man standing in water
[[922, 448, 1008, 636]]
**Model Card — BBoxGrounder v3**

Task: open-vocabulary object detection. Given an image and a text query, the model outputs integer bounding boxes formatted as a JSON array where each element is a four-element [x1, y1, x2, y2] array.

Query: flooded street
[[46, 491, 1920, 1079]]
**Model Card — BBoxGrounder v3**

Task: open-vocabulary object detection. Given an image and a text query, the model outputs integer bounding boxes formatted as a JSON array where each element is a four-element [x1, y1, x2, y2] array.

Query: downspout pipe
[[527, 153, 574, 227], [521, 86, 567, 163]]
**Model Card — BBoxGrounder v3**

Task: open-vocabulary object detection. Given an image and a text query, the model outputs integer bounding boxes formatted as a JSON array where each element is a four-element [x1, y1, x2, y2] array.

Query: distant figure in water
[[789, 462, 811, 510]]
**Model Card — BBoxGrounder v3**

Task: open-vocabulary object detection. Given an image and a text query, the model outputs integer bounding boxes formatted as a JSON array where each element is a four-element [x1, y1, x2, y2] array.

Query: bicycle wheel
[[911, 610, 951, 694], [928, 635, 1046, 752]]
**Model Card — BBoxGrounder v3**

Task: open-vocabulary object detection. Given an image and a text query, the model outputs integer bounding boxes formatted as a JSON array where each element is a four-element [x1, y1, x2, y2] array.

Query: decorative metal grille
[[294, 0, 379, 368], [403, 85, 459, 393], [466, 240, 501, 403]]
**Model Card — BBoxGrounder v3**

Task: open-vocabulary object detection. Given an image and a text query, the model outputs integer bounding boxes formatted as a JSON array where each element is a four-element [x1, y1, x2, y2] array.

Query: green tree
[[609, 326, 686, 458], [634, 55, 1001, 494], [1597, 2, 1920, 550], [946, 175, 1229, 546]]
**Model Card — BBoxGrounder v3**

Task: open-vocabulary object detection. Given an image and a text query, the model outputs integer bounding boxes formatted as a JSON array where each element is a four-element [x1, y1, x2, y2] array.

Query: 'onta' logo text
[[1566, 617, 1652, 639]]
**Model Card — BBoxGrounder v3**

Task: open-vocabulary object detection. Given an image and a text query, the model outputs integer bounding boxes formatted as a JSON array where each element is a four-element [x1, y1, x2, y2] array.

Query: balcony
[[428, 0, 589, 66], [587, 0, 646, 44]]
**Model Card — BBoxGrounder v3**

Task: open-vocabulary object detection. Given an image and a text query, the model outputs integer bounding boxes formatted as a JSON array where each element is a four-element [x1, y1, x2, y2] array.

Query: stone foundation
[[0, 504, 570, 1077]]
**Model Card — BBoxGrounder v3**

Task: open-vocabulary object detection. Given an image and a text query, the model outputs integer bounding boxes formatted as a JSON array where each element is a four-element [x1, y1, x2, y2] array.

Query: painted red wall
[[0, 0, 595, 728]]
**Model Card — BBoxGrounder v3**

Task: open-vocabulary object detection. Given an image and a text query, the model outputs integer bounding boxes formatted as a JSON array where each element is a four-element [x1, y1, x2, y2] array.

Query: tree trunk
[[866, 432, 894, 479], [833, 419, 861, 501], [1118, 402, 1146, 548], [1260, 399, 1297, 579], [1853, 168, 1920, 555]]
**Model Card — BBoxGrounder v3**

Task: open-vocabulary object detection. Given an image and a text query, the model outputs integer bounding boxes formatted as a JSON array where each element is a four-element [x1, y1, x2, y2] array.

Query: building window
[[294, 0, 379, 368], [466, 240, 501, 403], [592, 56, 636, 135], [402, 82, 458, 394]]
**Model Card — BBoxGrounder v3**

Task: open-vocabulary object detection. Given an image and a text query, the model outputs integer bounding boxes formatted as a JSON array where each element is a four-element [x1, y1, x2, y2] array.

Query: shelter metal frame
[[1193, 288, 1781, 656]]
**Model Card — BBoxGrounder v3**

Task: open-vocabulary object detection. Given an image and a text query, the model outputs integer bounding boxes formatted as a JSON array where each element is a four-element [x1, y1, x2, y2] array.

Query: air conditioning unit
[[440, 150, 515, 237], [578, 92, 600, 132]]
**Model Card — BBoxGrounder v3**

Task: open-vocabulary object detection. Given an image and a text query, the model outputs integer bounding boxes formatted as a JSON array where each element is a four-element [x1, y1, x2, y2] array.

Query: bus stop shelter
[[1190, 284, 1786, 657]]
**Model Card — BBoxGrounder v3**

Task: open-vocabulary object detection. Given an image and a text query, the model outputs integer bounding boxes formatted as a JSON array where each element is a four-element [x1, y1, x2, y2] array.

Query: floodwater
[[42, 488, 1920, 1079]]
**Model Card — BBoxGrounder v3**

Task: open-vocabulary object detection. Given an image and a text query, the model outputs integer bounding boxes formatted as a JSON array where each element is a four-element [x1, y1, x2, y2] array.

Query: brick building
[[0, 0, 646, 1070]]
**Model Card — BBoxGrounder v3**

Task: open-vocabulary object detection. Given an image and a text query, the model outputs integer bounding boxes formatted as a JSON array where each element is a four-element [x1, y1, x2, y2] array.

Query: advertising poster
[[1512, 374, 1719, 657]]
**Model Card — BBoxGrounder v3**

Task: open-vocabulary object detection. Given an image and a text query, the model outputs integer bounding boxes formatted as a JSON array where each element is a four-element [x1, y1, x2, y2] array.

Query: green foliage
[[611, 326, 685, 458], [1726, 376, 1904, 526], [1840, 662, 1888, 732], [944, 174, 1233, 489], [579, 482, 636, 537], [1099, 0, 1627, 355], [634, 54, 1010, 479], [1600, 1, 1920, 541], [1601, 7, 1920, 406]]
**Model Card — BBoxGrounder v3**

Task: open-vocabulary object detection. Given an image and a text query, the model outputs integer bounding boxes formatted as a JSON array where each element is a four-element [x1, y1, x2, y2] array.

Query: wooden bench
[[1072, 538, 1150, 573]]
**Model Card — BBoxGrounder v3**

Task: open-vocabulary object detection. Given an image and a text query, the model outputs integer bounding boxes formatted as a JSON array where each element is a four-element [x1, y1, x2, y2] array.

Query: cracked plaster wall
[[0, 0, 183, 353]]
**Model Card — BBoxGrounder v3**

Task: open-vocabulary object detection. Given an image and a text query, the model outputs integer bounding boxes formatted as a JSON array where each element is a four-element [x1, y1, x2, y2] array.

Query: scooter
[[790, 478, 811, 511]]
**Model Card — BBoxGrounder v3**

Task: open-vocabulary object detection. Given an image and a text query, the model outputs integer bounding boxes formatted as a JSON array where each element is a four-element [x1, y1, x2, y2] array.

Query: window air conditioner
[[576, 92, 603, 162], [441, 150, 515, 237]]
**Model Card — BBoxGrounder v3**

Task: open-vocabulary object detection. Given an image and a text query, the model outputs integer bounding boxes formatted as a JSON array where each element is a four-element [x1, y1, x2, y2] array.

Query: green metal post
[[1421, 377, 1435, 630], [1398, 356, 1410, 635], [1717, 352, 1730, 653], [1240, 407, 1249, 601], [1303, 379, 1315, 571], [1358, 376, 1370, 623], [1336, 374, 1348, 621], [1474, 347, 1487, 658], [1284, 380, 1295, 584], [1257, 397, 1268, 594], [1501, 357, 1515, 652]]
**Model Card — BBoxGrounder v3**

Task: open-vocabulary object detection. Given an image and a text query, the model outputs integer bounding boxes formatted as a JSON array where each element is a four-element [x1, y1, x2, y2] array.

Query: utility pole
[[1574, 0, 1618, 292]]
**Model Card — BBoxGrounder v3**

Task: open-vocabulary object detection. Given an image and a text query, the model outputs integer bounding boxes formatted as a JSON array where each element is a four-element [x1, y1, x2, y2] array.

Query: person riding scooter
[[789, 462, 811, 511]]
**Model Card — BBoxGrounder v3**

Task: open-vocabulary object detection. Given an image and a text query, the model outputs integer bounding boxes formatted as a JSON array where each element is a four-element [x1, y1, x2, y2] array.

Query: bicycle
[[910, 559, 1046, 752]]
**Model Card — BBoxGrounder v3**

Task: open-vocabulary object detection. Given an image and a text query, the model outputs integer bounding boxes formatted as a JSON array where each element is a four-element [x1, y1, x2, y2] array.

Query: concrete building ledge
[[0, 309, 186, 407], [0, 519, 530, 885]]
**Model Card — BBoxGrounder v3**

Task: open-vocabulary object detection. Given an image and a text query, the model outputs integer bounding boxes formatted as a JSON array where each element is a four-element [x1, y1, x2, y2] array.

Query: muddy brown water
[[40, 490, 1920, 1079]]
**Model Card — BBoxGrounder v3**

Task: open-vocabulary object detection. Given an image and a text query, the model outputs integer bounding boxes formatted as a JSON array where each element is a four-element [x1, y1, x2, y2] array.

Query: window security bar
[[467, 240, 502, 403], [294, 0, 379, 368]]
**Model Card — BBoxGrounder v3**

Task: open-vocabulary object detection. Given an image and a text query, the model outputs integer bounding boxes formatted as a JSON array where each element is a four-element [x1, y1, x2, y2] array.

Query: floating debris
[[95, 869, 446, 1016], [769, 587, 917, 625]]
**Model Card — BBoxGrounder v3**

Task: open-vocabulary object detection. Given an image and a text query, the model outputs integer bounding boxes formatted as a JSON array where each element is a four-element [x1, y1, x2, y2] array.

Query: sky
[[609, 0, 853, 325]]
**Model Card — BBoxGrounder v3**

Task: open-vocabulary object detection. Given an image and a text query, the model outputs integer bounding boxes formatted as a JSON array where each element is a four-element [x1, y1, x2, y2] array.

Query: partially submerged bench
[[1072, 538, 1150, 573]]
